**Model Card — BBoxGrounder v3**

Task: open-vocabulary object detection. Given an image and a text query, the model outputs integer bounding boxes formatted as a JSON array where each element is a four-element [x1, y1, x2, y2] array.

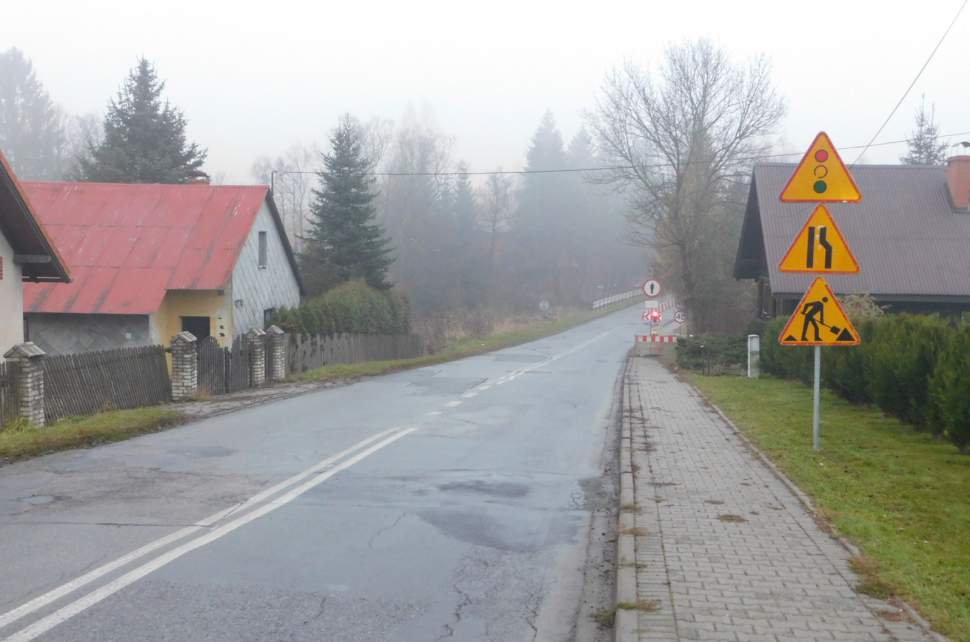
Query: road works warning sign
[[779, 277, 860, 346], [779, 205, 860, 274], [779, 132, 861, 203]]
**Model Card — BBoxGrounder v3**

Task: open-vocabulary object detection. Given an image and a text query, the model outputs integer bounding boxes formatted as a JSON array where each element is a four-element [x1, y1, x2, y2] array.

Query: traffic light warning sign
[[779, 132, 861, 203], [778, 204, 860, 273], [779, 277, 860, 347]]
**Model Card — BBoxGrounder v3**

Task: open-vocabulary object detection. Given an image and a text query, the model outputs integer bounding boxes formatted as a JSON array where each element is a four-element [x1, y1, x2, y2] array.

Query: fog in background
[[4, 0, 969, 180]]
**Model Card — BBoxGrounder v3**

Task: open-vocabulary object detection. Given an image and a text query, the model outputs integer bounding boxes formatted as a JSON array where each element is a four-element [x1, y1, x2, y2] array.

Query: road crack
[[367, 512, 407, 550]]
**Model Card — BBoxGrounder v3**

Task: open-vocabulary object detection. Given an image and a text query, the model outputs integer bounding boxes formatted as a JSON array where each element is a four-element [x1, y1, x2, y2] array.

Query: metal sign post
[[777, 131, 863, 452], [813, 346, 821, 451]]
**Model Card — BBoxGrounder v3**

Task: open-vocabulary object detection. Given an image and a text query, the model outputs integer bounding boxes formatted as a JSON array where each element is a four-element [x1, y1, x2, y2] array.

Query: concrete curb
[[614, 356, 638, 642], [692, 380, 948, 642]]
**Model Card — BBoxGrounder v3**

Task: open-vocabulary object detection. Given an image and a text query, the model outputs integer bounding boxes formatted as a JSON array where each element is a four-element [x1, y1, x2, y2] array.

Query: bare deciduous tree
[[479, 171, 514, 301], [592, 39, 784, 328]]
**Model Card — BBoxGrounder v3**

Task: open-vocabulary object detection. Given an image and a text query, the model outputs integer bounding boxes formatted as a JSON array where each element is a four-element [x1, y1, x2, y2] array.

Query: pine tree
[[79, 58, 207, 183], [302, 115, 393, 293], [901, 97, 948, 166], [0, 48, 64, 179]]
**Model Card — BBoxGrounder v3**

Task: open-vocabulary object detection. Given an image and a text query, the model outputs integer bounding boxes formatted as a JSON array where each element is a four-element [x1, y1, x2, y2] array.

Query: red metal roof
[[22, 182, 272, 315]]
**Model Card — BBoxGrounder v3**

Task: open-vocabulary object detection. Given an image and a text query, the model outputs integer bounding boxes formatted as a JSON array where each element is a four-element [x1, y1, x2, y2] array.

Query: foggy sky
[[4, 0, 968, 182]]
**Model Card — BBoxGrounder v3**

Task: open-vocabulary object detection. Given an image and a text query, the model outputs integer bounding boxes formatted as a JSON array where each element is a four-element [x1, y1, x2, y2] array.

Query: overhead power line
[[851, 0, 968, 164], [268, 128, 970, 184]]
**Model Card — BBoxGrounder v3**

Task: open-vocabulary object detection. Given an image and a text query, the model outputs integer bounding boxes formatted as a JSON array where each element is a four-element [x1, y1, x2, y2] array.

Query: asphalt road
[[0, 304, 675, 642]]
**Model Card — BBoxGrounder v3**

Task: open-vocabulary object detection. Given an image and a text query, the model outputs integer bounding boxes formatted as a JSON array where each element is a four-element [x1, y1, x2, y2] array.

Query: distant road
[[0, 305, 665, 641]]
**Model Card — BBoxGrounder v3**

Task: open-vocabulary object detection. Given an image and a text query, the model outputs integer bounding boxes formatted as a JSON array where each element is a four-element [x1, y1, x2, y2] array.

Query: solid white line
[[0, 428, 400, 633], [4, 427, 416, 642]]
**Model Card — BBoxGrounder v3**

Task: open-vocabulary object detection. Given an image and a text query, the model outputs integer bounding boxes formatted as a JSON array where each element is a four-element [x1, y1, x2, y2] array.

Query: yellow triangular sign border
[[779, 132, 862, 203], [778, 205, 860, 274], [778, 277, 861, 347]]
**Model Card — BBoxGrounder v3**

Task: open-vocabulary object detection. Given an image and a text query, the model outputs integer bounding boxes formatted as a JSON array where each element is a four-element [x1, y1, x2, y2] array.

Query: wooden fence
[[0, 361, 17, 428], [288, 333, 425, 374], [43, 346, 171, 423]]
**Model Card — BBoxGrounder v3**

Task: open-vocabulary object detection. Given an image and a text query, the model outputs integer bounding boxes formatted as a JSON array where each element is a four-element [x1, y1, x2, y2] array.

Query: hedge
[[675, 335, 747, 374], [759, 312, 969, 453], [271, 279, 410, 336]]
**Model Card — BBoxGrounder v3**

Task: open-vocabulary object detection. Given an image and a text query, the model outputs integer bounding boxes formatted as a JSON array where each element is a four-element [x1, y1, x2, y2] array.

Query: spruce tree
[[901, 97, 948, 166], [302, 115, 393, 293], [79, 58, 207, 183], [0, 48, 64, 179]]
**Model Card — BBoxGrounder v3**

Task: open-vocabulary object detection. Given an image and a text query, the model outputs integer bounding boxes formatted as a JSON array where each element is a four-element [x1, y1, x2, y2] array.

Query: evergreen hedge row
[[271, 279, 411, 337], [760, 314, 970, 453]]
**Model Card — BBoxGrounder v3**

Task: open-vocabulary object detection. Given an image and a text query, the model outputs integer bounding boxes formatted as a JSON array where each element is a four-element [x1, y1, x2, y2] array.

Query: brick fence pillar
[[247, 328, 267, 387], [3, 342, 46, 427], [170, 331, 198, 401], [266, 325, 287, 382]]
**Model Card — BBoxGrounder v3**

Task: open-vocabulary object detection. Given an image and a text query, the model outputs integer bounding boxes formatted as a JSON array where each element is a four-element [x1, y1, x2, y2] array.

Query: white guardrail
[[591, 289, 642, 310]]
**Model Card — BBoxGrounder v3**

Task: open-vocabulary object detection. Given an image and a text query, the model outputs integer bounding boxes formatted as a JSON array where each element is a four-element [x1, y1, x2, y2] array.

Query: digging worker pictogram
[[800, 296, 827, 341]]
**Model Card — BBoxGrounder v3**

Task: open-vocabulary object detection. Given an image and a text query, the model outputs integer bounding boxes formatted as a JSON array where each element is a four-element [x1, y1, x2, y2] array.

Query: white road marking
[[425, 411, 442, 417], [445, 400, 462, 408], [4, 427, 416, 642], [478, 385, 492, 392], [0, 427, 402, 633], [461, 392, 477, 399]]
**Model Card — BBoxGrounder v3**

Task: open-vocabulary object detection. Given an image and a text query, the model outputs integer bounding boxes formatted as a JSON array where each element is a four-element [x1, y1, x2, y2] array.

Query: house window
[[264, 308, 276, 328], [258, 231, 267, 269]]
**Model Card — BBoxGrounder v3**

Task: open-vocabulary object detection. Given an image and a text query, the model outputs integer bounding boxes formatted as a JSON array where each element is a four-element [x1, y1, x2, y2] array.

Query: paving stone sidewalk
[[622, 357, 938, 642]]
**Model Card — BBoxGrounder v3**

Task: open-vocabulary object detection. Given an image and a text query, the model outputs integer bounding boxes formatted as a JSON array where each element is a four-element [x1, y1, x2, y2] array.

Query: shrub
[[760, 317, 813, 383], [272, 279, 410, 336], [928, 325, 970, 453], [868, 315, 950, 431], [675, 334, 746, 374], [822, 318, 875, 404]]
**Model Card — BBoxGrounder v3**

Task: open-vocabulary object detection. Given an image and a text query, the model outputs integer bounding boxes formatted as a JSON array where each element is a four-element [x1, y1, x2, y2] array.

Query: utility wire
[[851, 0, 968, 164], [268, 129, 970, 182]]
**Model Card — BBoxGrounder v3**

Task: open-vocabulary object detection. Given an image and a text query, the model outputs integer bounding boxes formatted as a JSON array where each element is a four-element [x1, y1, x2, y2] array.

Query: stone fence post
[[170, 331, 198, 401], [266, 325, 287, 382], [247, 328, 267, 387], [3, 343, 46, 427]]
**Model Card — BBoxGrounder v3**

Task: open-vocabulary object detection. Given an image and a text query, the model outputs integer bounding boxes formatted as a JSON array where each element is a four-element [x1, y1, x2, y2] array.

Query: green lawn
[[290, 301, 637, 384], [0, 407, 183, 463], [690, 373, 970, 641]]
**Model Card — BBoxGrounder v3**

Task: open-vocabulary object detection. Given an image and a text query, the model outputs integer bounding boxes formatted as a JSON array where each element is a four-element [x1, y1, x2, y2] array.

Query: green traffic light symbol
[[813, 149, 829, 193]]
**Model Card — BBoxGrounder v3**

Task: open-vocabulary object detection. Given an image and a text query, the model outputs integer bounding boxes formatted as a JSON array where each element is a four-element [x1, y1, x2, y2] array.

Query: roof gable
[[22, 182, 302, 315], [739, 163, 970, 299], [0, 152, 70, 282]]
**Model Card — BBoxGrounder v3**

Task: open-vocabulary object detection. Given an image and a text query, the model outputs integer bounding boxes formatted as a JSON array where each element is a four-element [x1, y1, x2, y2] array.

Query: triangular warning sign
[[779, 205, 860, 274], [780, 132, 862, 203], [779, 277, 860, 347]]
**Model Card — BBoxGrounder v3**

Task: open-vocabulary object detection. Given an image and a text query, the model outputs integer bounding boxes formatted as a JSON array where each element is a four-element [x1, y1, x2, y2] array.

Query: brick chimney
[[946, 155, 970, 211]]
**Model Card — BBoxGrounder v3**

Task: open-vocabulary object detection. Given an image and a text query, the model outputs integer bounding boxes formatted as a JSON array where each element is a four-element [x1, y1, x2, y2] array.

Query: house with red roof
[[0, 153, 70, 355], [20, 181, 303, 354]]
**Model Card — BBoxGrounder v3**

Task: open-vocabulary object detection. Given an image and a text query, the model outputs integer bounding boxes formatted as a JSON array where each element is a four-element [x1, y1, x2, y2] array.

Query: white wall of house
[[0, 230, 24, 355], [229, 201, 301, 335]]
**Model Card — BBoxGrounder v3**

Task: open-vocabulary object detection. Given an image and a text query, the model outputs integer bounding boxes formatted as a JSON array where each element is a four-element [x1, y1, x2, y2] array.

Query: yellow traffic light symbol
[[779, 205, 860, 274], [779, 277, 860, 346], [780, 132, 862, 203]]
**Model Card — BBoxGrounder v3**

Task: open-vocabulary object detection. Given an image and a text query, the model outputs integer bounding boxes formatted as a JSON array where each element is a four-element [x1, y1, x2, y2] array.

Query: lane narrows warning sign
[[778, 204, 860, 274]]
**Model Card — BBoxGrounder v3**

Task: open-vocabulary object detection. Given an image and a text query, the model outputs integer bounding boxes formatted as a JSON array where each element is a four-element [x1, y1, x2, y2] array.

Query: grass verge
[[689, 373, 970, 641], [289, 301, 638, 384], [0, 407, 184, 463]]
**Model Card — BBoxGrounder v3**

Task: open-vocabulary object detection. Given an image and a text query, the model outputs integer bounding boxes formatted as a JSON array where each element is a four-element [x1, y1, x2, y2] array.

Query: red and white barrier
[[635, 335, 678, 344]]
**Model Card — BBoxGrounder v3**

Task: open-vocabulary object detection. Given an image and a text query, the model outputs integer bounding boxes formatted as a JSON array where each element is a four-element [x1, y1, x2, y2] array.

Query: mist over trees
[[0, 48, 66, 180], [302, 115, 393, 293], [901, 97, 948, 166], [592, 39, 785, 332], [78, 58, 208, 183]]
